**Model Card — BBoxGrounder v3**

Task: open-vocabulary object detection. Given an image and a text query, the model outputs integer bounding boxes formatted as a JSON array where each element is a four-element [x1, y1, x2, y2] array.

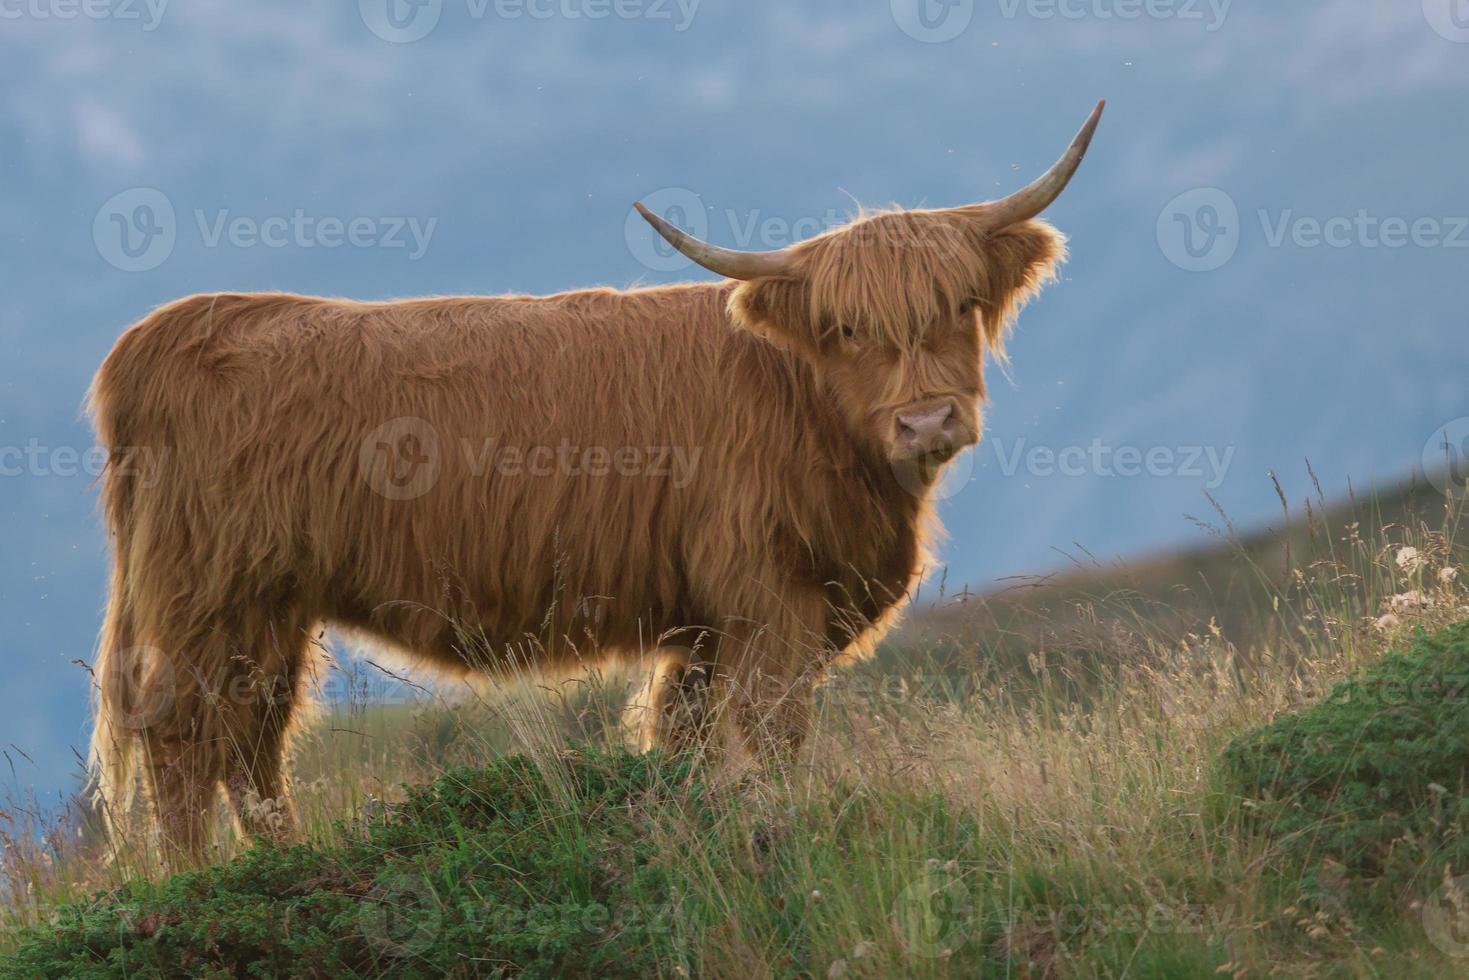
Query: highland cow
[[88, 102, 1103, 858]]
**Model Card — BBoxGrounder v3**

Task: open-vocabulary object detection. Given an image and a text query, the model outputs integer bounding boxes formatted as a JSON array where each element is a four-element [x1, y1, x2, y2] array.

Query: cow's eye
[[958, 300, 976, 317], [840, 323, 856, 341]]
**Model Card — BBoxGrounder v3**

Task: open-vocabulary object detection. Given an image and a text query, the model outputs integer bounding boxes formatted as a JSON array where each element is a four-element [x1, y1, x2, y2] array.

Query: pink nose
[[895, 404, 956, 457]]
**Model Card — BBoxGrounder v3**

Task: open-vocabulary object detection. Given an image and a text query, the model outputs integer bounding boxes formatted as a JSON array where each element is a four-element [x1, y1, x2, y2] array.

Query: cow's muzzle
[[892, 403, 959, 462]]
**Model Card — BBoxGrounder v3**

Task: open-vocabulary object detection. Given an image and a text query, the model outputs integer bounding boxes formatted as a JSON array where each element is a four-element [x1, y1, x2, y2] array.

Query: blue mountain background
[[1, 0, 1465, 801]]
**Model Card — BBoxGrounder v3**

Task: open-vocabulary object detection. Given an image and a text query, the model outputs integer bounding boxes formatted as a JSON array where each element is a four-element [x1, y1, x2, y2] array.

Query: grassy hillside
[[1, 474, 1464, 977], [884, 471, 1455, 707]]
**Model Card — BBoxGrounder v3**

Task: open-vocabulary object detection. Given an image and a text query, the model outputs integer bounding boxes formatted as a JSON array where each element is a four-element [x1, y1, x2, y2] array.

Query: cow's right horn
[[965, 99, 1105, 230], [635, 202, 798, 281]]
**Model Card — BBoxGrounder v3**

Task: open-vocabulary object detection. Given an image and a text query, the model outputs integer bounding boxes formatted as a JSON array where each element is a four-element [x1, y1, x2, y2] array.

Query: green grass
[[5, 744, 1233, 978], [1222, 620, 1469, 917], [4, 752, 694, 978], [11, 610, 1469, 979]]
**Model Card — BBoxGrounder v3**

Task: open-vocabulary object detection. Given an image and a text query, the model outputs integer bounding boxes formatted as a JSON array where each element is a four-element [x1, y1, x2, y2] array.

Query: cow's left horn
[[971, 99, 1105, 229], [635, 202, 797, 280]]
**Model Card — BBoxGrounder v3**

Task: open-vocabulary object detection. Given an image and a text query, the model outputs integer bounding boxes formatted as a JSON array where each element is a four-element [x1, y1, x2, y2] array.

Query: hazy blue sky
[[2, 0, 1466, 801]]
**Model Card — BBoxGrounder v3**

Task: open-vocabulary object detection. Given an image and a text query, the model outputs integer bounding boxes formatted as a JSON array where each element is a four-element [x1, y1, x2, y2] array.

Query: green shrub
[[0, 751, 702, 979], [1221, 620, 1469, 910]]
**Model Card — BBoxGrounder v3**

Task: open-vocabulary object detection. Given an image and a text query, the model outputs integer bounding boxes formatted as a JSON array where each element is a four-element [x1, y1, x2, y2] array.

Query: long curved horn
[[634, 202, 797, 280], [970, 99, 1105, 229]]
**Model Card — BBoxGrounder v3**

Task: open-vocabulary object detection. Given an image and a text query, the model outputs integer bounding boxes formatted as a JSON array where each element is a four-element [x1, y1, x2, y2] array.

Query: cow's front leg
[[715, 589, 831, 771]]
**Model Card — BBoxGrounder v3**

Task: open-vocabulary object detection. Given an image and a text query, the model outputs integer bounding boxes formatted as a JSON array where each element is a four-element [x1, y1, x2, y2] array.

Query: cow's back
[[89, 285, 772, 659]]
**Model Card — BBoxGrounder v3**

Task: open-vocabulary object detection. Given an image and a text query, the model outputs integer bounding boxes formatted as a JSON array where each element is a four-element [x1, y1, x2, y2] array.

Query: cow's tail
[[84, 334, 163, 834], [89, 550, 142, 832], [86, 375, 150, 836]]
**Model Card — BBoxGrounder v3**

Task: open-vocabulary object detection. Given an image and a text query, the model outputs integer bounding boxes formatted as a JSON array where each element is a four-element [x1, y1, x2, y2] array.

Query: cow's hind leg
[[141, 722, 221, 866], [218, 608, 316, 841], [138, 619, 234, 864], [142, 605, 314, 861], [627, 649, 715, 755]]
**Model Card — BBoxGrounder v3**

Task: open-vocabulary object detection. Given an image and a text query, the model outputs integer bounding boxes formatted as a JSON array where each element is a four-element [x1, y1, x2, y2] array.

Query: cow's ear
[[727, 277, 820, 358], [975, 219, 1067, 357]]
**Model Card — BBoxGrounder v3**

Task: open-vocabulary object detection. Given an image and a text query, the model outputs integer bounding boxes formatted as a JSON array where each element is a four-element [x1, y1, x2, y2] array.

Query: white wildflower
[[1396, 547, 1425, 574], [1375, 613, 1401, 631], [1391, 590, 1435, 611]]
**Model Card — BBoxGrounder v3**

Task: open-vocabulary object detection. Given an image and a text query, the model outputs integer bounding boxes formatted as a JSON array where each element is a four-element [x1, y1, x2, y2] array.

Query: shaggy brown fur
[[87, 207, 1067, 858]]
